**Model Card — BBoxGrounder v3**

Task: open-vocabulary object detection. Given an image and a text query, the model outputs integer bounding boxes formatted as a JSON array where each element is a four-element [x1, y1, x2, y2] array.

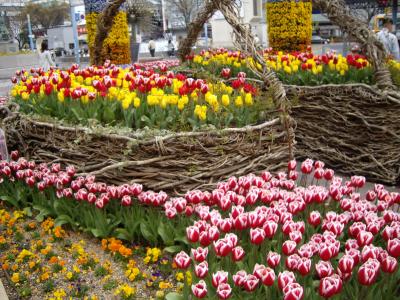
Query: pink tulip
[[315, 260, 334, 279], [232, 270, 247, 287], [191, 247, 208, 263], [319, 274, 343, 298], [194, 261, 208, 279], [213, 239, 232, 257], [381, 256, 398, 273], [283, 282, 304, 300], [212, 271, 228, 288], [267, 251, 281, 268], [387, 238, 400, 257], [278, 271, 296, 290], [174, 251, 191, 269], [358, 259, 380, 285], [282, 240, 297, 256], [216, 283, 232, 299], [186, 226, 200, 243], [263, 221, 278, 238], [338, 255, 355, 273], [297, 257, 312, 276], [243, 274, 259, 292], [191, 280, 207, 298], [232, 246, 245, 261], [250, 228, 265, 245]]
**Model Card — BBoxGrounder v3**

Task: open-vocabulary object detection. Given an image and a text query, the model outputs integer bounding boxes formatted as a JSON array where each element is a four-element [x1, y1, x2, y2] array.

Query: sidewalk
[[0, 279, 9, 300]]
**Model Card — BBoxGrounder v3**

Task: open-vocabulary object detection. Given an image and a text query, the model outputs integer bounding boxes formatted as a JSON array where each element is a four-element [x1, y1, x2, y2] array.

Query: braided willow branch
[[313, 0, 393, 89], [178, 0, 221, 60], [216, 0, 295, 160], [93, 0, 127, 65]]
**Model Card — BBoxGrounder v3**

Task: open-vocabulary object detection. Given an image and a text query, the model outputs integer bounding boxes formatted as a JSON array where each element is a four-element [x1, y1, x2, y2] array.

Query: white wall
[[210, 0, 267, 48]]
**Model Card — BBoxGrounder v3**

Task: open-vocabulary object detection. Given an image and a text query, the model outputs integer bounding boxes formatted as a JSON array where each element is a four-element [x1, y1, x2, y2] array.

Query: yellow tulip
[[221, 94, 230, 106]]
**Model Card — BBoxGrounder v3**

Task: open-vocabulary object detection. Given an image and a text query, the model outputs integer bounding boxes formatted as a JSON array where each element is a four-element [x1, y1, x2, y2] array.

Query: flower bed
[[185, 48, 375, 86], [184, 48, 400, 184], [0, 207, 182, 299], [0, 154, 399, 299], [2, 63, 293, 192]]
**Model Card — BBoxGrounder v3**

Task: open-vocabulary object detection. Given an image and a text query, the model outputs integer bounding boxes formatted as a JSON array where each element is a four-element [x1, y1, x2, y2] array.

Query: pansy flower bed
[[0, 206, 183, 299], [0, 151, 399, 299]]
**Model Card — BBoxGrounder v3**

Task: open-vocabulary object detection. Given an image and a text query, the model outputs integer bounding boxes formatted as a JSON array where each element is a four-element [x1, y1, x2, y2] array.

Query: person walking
[[148, 39, 156, 57], [39, 40, 56, 71], [377, 18, 400, 60], [167, 40, 175, 57]]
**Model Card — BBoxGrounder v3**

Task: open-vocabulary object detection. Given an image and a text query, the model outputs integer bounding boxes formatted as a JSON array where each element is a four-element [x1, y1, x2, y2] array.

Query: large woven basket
[[286, 83, 400, 185], [2, 109, 294, 194]]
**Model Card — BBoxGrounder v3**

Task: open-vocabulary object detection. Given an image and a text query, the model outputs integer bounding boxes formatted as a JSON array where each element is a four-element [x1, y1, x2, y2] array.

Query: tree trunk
[[93, 0, 127, 65], [178, 0, 220, 60]]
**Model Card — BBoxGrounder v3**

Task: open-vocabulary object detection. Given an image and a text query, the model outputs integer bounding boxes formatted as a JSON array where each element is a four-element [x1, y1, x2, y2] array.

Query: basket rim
[[4, 110, 284, 145]]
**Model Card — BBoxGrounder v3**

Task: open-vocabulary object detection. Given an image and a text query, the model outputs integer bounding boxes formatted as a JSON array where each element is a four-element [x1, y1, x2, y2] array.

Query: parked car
[[311, 35, 330, 44], [53, 47, 67, 57]]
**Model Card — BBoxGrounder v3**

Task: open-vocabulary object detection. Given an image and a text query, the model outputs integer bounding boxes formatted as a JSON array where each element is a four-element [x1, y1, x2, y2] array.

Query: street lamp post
[[27, 14, 34, 50], [69, 0, 81, 64]]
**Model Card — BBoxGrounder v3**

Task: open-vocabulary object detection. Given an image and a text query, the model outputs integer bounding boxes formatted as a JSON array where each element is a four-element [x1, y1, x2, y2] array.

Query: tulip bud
[[243, 274, 259, 292], [267, 251, 281, 268], [194, 261, 208, 279], [216, 283, 232, 300], [319, 275, 343, 298], [174, 251, 191, 269], [315, 260, 334, 279], [191, 280, 207, 298], [212, 271, 228, 288]]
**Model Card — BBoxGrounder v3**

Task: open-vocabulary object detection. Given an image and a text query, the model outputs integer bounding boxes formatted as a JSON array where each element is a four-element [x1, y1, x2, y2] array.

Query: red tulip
[[288, 160, 297, 171], [286, 254, 300, 271], [212, 271, 228, 288], [381, 256, 398, 273], [282, 240, 297, 256], [250, 228, 265, 245], [289, 231, 303, 244], [216, 283, 232, 299], [263, 221, 278, 238], [194, 261, 208, 279], [199, 231, 211, 247], [278, 271, 296, 290], [186, 226, 200, 243], [221, 68, 231, 79], [338, 255, 355, 273], [308, 211, 321, 226], [121, 195, 132, 206], [319, 275, 343, 298], [191, 247, 208, 263], [300, 161, 312, 174], [315, 260, 334, 279], [174, 251, 191, 269], [297, 257, 311, 276], [232, 270, 247, 287], [323, 169, 334, 180], [243, 274, 259, 292], [253, 264, 275, 286], [357, 231, 374, 247], [267, 251, 281, 268], [191, 280, 207, 298], [314, 168, 324, 180], [232, 246, 245, 261], [387, 238, 400, 257], [213, 239, 232, 257], [358, 259, 380, 285], [283, 282, 304, 300]]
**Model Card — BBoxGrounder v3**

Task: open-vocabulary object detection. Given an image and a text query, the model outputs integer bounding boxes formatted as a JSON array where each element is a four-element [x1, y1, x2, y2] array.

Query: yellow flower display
[[266, 0, 312, 51], [86, 11, 131, 65]]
